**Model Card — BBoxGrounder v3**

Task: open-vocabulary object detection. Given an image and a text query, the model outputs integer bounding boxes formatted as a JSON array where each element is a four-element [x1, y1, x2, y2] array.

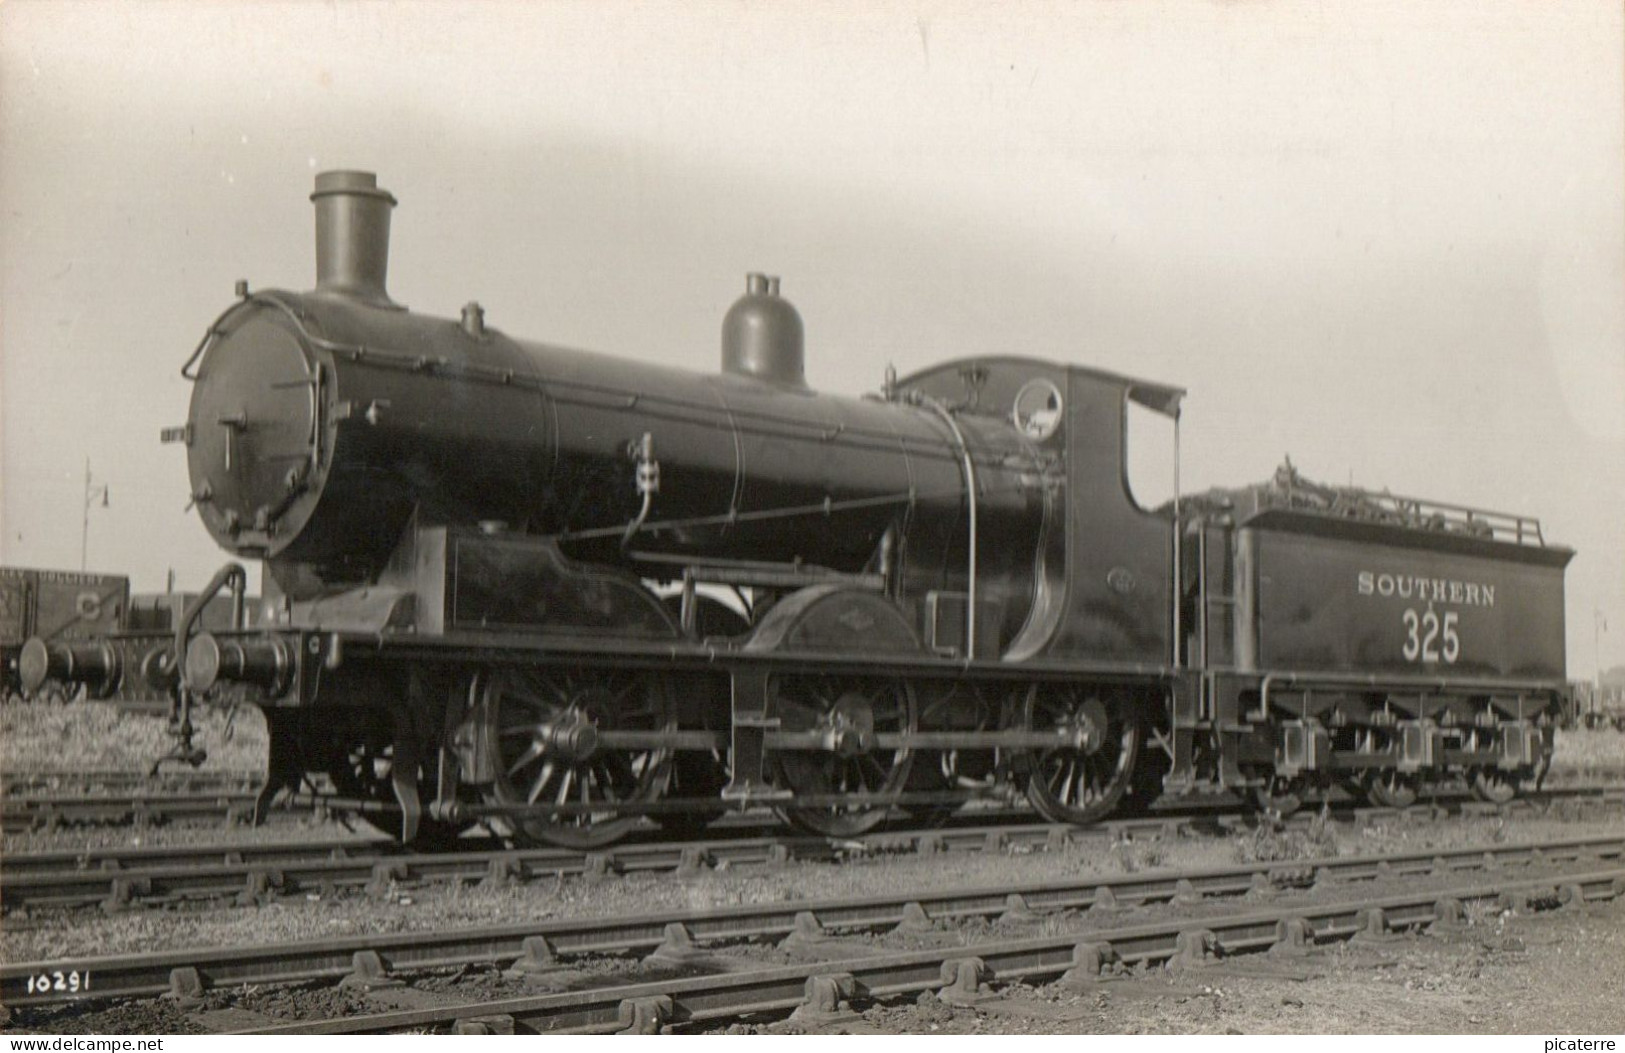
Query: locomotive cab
[[896, 357, 1184, 667]]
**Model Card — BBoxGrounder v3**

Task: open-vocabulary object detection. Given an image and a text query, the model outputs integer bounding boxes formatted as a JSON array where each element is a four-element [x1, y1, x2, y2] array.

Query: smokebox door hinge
[[161, 423, 194, 446]]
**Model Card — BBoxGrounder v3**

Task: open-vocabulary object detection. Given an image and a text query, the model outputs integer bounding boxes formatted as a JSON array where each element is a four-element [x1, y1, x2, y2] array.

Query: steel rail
[[22, 770, 1608, 829], [0, 793, 263, 834], [0, 771, 262, 797], [2, 778, 1617, 837], [242, 867, 1625, 1035], [0, 812, 1232, 912], [0, 814, 1212, 912], [7, 790, 1623, 913], [439, 779, 1625, 820], [4, 834, 1621, 1008]]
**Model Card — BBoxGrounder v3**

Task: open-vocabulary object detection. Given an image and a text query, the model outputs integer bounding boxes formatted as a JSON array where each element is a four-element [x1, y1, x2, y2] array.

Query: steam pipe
[[1173, 407, 1182, 668], [912, 393, 978, 660], [620, 433, 660, 549], [176, 562, 248, 693]]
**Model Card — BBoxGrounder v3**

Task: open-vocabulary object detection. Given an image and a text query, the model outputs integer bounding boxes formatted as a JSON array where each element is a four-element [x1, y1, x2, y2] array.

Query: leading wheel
[[1022, 686, 1140, 826], [325, 716, 470, 847], [772, 674, 915, 838], [478, 666, 676, 848]]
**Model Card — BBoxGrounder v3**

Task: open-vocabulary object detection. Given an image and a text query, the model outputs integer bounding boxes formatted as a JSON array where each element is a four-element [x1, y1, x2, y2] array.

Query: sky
[[2, 0, 1622, 674]]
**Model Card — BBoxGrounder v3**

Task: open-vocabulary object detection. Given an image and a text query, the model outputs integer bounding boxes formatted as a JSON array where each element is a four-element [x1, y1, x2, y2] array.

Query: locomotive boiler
[[19, 171, 1574, 847], [184, 175, 1028, 608]]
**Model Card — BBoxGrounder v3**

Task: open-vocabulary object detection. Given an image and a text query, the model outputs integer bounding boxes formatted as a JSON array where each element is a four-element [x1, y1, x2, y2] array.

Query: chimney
[[310, 170, 400, 309]]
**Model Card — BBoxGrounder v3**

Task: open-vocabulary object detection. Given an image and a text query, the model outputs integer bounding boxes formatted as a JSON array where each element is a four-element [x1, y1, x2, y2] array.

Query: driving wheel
[[771, 673, 915, 837], [1022, 685, 1140, 826], [477, 665, 676, 848]]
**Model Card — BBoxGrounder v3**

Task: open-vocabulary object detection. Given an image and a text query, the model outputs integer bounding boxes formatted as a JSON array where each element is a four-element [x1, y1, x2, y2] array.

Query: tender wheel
[[1470, 767, 1520, 804], [479, 666, 676, 849], [1022, 686, 1140, 826], [772, 674, 915, 838], [1251, 772, 1307, 817], [1365, 770, 1419, 808]]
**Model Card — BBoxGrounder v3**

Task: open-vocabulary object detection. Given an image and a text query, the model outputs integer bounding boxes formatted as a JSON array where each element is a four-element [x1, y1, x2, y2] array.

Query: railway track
[[0, 771, 262, 797], [6, 787, 1623, 914], [3, 765, 1619, 835], [0, 792, 265, 834], [0, 771, 266, 833], [257, 869, 1625, 1035], [4, 834, 1620, 1022]]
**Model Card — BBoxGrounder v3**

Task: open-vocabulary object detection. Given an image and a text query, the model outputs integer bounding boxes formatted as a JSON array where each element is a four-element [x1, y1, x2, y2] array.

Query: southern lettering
[[1357, 570, 1495, 608]]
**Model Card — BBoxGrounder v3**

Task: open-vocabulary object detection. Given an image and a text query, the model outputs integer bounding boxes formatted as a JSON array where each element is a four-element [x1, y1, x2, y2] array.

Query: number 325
[[1402, 608, 1459, 664]]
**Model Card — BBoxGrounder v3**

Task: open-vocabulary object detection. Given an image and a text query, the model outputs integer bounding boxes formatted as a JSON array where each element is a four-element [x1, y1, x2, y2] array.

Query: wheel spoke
[[507, 739, 545, 777], [511, 697, 555, 723], [1082, 757, 1103, 800], [526, 760, 555, 805], [480, 667, 676, 847], [604, 750, 636, 793]]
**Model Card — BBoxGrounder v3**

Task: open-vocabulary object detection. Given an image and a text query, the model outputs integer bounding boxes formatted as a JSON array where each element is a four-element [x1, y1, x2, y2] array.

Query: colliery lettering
[[1357, 570, 1495, 608], [35, 571, 109, 586]]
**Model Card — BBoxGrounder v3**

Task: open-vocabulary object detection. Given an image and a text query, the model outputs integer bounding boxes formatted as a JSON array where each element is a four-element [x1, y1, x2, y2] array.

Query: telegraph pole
[[81, 457, 109, 571], [1598, 609, 1607, 677]]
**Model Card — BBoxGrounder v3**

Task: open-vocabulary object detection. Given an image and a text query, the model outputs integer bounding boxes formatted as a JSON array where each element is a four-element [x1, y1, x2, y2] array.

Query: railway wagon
[[1, 567, 128, 698], [18, 171, 1575, 846], [1566, 681, 1625, 731]]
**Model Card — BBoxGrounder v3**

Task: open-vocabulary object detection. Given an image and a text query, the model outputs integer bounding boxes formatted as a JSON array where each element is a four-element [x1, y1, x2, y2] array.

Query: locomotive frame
[[18, 171, 1574, 846]]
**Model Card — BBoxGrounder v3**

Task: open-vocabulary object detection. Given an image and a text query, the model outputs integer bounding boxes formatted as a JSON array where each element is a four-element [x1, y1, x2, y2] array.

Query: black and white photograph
[[2, 0, 1622, 1040]]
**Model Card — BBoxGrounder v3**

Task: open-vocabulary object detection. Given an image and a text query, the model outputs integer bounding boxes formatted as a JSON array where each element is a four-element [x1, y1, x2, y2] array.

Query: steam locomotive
[[19, 172, 1574, 846]]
